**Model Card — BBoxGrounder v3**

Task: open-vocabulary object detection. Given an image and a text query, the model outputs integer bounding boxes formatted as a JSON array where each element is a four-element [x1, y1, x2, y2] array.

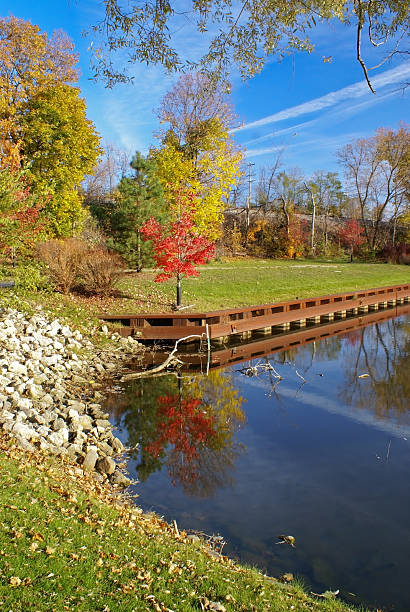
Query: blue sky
[[3, 0, 409, 178]]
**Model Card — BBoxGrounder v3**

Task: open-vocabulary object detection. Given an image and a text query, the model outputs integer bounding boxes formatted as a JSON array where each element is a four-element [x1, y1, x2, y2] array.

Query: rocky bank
[[0, 306, 143, 486]]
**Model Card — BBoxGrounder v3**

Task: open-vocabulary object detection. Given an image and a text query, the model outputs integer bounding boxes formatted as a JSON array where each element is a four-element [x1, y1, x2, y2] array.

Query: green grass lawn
[[2, 258, 409, 334], [118, 258, 410, 313], [0, 437, 360, 611]]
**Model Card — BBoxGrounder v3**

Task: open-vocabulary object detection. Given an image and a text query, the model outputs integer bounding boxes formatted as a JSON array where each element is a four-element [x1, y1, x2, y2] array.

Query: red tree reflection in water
[[145, 394, 217, 487]]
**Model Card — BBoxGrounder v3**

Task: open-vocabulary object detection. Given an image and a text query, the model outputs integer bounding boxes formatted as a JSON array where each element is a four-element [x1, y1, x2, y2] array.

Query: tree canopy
[[151, 73, 242, 240], [0, 16, 101, 237], [338, 124, 409, 250], [90, 1, 409, 91]]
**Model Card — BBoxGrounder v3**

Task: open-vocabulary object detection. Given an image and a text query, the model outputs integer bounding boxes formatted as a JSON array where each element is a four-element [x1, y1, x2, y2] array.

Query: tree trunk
[[176, 274, 182, 307]]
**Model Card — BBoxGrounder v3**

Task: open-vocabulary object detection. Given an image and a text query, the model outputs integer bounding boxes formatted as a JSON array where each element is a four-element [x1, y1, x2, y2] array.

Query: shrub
[[37, 238, 122, 296], [36, 238, 86, 294], [14, 262, 52, 293], [77, 248, 122, 296]]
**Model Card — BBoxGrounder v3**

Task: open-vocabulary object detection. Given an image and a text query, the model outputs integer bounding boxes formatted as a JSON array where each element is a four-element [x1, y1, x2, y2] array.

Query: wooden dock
[[138, 303, 410, 372], [101, 283, 410, 342]]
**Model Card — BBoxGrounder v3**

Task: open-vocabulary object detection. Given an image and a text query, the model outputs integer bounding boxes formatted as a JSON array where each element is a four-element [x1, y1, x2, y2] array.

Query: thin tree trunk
[[176, 273, 182, 307]]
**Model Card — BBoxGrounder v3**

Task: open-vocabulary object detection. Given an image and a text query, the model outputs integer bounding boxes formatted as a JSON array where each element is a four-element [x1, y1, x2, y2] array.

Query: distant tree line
[[1, 16, 408, 302]]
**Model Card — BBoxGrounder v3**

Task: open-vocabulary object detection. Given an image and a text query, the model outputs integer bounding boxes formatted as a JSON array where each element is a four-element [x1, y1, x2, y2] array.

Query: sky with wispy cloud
[[4, 0, 409, 178]]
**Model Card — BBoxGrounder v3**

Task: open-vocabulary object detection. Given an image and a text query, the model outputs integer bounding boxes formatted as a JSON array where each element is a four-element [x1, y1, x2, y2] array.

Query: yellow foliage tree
[[22, 85, 102, 236], [0, 16, 78, 159], [151, 74, 243, 241], [0, 16, 101, 237]]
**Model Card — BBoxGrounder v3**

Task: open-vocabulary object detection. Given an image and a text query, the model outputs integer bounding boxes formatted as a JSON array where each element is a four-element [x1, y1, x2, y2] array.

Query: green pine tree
[[96, 152, 168, 271]]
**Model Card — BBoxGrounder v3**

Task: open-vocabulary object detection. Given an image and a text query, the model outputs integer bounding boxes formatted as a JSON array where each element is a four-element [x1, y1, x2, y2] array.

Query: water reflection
[[340, 319, 410, 418], [106, 310, 410, 611], [109, 371, 246, 496]]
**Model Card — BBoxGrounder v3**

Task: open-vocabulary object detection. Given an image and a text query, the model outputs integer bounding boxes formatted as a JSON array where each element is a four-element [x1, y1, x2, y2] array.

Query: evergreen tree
[[98, 152, 168, 271]]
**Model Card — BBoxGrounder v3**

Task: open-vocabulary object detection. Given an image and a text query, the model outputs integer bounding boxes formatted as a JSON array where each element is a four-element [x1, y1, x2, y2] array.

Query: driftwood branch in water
[[121, 333, 205, 381]]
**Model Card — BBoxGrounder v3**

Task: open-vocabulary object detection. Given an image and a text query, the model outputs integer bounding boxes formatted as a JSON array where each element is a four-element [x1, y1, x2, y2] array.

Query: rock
[[0, 412, 15, 427], [52, 417, 66, 431], [12, 422, 39, 440], [82, 449, 99, 471], [49, 428, 69, 446], [78, 415, 93, 430], [38, 394, 54, 407], [208, 603, 226, 612], [109, 470, 131, 487], [110, 437, 124, 454], [95, 419, 111, 430], [15, 397, 32, 411], [96, 440, 114, 456], [0, 307, 143, 480], [68, 408, 80, 421], [67, 400, 86, 413], [96, 456, 116, 475], [27, 383, 42, 399], [8, 361, 27, 376], [15, 437, 36, 452]]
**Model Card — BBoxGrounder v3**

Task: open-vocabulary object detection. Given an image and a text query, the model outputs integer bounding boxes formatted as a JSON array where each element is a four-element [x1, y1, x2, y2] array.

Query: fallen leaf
[[276, 535, 296, 548], [32, 532, 44, 542], [358, 373, 369, 379], [45, 546, 56, 555], [209, 603, 226, 612], [280, 573, 294, 582], [9, 576, 21, 587]]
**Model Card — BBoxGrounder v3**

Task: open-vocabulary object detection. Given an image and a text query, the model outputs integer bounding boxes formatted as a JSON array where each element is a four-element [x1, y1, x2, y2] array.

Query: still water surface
[[106, 312, 410, 611]]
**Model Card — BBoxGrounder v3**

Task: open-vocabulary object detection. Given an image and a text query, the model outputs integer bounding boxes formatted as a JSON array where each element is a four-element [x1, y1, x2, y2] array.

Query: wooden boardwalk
[[102, 283, 410, 342], [138, 304, 410, 373]]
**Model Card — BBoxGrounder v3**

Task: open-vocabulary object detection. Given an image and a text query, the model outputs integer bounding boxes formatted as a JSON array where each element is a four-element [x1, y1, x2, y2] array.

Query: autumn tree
[[112, 371, 245, 496], [0, 166, 46, 259], [141, 190, 215, 307], [21, 85, 101, 236], [90, 1, 409, 92], [338, 125, 409, 253], [338, 218, 365, 260], [0, 16, 78, 164], [0, 17, 101, 236], [150, 73, 242, 241]]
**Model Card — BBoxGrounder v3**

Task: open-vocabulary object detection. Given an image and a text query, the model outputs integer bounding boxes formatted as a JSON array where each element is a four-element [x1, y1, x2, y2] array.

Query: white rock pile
[[0, 307, 142, 487]]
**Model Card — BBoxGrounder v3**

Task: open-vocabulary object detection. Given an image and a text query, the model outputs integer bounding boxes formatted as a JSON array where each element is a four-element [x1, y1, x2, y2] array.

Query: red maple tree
[[141, 190, 215, 306], [145, 393, 217, 487], [0, 169, 46, 259], [338, 219, 365, 261]]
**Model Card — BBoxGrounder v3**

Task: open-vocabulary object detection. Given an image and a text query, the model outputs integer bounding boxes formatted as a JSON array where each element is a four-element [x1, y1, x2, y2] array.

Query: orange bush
[[36, 238, 86, 294]]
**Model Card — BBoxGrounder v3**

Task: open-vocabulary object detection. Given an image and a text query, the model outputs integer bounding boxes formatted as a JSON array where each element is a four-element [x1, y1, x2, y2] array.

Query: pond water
[[105, 309, 410, 611]]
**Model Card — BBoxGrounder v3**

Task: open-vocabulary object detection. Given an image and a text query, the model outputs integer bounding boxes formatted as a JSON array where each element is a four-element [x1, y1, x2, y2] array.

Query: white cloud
[[245, 131, 365, 158], [233, 62, 410, 134]]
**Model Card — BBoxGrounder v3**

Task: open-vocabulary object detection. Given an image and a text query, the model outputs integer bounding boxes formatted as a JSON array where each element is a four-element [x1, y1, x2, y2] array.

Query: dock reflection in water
[[105, 306, 410, 611]]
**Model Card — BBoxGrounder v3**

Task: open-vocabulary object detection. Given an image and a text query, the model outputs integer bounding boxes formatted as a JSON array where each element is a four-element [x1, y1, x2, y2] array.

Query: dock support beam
[[291, 319, 306, 328]]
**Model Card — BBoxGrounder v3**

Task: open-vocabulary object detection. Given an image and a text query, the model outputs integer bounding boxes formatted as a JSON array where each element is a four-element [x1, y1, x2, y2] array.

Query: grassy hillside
[[0, 435, 359, 612]]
